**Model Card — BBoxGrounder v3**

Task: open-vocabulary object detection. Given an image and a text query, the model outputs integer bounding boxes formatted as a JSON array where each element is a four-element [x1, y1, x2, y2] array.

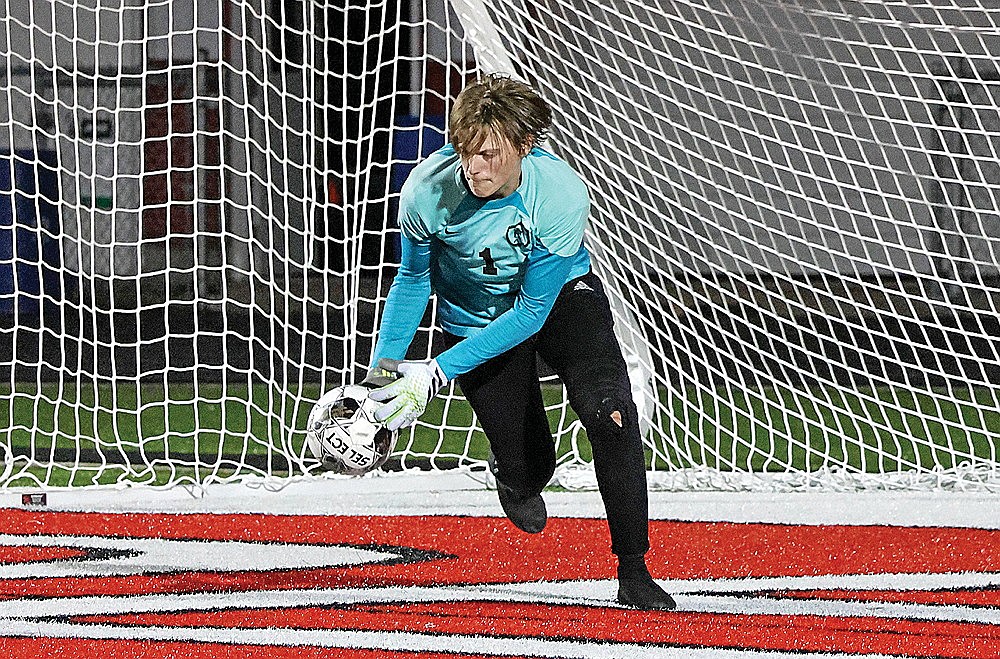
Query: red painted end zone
[[0, 637, 540, 659], [0, 510, 997, 658]]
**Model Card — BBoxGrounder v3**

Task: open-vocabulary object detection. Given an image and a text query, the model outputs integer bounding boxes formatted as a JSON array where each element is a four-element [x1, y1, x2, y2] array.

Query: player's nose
[[466, 155, 486, 175]]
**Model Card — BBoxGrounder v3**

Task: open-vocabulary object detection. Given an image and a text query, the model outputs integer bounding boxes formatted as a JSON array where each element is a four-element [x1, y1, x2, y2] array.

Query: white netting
[[469, 0, 1000, 491], [1, 0, 998, 491]]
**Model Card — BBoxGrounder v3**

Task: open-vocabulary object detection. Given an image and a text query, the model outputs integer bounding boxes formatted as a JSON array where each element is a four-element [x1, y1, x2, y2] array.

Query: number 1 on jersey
[[479, 247, 498, 275]]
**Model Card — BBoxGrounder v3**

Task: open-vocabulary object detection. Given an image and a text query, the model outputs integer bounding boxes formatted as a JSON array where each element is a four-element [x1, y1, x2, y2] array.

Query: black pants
[[444, 271, 650, 557]]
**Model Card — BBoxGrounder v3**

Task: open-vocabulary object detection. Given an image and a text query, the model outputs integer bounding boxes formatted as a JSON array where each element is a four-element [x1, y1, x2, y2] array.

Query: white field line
[[3, 572, 999, 624], [0, 618, 910, 659]]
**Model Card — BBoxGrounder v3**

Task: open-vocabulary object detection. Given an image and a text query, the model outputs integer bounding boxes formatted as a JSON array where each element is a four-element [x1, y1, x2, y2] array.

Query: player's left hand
[[368, 358, 448, 431]]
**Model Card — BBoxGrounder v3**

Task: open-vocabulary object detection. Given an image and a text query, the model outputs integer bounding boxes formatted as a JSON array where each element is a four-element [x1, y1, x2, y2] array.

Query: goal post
[[1, 0, 998, 491]]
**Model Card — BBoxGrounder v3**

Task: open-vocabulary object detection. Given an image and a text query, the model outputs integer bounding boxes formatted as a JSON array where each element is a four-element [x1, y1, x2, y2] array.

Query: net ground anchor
[[21, 493, 47, 506]]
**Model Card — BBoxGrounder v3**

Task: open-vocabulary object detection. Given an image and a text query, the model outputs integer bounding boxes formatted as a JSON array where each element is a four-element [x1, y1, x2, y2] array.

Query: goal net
[[2, 0, 998, 491]]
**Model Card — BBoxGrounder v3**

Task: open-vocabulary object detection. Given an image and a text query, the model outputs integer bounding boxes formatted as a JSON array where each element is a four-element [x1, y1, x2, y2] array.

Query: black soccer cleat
[[487, 450, 547, 534], [496, 482, 547, 534], [617, 570, 677, 611]]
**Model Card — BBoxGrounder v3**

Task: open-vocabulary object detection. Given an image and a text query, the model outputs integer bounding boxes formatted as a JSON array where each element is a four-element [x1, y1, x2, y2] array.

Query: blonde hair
[[449, 74, 552, 157]]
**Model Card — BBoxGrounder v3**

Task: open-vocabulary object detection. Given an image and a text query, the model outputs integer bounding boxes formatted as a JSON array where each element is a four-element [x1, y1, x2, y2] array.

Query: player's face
[[460, 131, 527, 200]]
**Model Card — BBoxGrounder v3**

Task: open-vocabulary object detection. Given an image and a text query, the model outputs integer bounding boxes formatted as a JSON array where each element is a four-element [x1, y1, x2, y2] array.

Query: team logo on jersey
[[505, 222, 531, 249]]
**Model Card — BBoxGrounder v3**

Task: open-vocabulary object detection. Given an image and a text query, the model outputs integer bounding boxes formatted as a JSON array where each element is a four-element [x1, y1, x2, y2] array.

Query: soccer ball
[[305, 384, 395, 475]]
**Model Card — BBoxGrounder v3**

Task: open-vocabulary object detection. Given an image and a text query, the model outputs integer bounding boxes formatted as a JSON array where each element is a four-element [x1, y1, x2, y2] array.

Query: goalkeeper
[[367, 73, 675, 611]]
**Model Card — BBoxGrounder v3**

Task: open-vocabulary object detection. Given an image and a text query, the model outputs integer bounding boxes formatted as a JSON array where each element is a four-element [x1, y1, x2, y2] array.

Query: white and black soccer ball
[[305, 384, 395, 475]]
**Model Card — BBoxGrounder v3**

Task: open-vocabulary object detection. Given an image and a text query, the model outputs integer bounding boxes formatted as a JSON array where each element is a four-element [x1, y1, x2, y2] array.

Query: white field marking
[[0, 534, 395, 578], [1, 585, 540, 619], [680, 592, 1000, 625], [484, 573, 1000, 625], [4, 572, 999, 625], [499, 571, 1000, 601], [16, 475, 998, 530], [0, 619, 904, 659]]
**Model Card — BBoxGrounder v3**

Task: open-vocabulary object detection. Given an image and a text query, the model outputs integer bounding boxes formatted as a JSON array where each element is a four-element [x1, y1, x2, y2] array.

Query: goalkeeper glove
[[360, 361, 399, 389], [368, 358, 449, 431]]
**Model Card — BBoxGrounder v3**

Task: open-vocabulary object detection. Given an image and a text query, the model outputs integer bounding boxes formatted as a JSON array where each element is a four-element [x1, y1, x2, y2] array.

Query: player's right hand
[[368, 358, 448, 431], [361, 361, 400, 389]]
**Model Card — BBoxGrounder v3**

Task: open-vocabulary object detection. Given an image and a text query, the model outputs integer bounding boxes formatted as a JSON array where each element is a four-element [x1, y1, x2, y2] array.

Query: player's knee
[[584, 393, 634, 440]]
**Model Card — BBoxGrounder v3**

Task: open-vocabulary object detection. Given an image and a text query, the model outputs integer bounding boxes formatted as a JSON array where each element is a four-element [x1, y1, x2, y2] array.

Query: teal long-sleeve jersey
[[371, 143, 592, 380]]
